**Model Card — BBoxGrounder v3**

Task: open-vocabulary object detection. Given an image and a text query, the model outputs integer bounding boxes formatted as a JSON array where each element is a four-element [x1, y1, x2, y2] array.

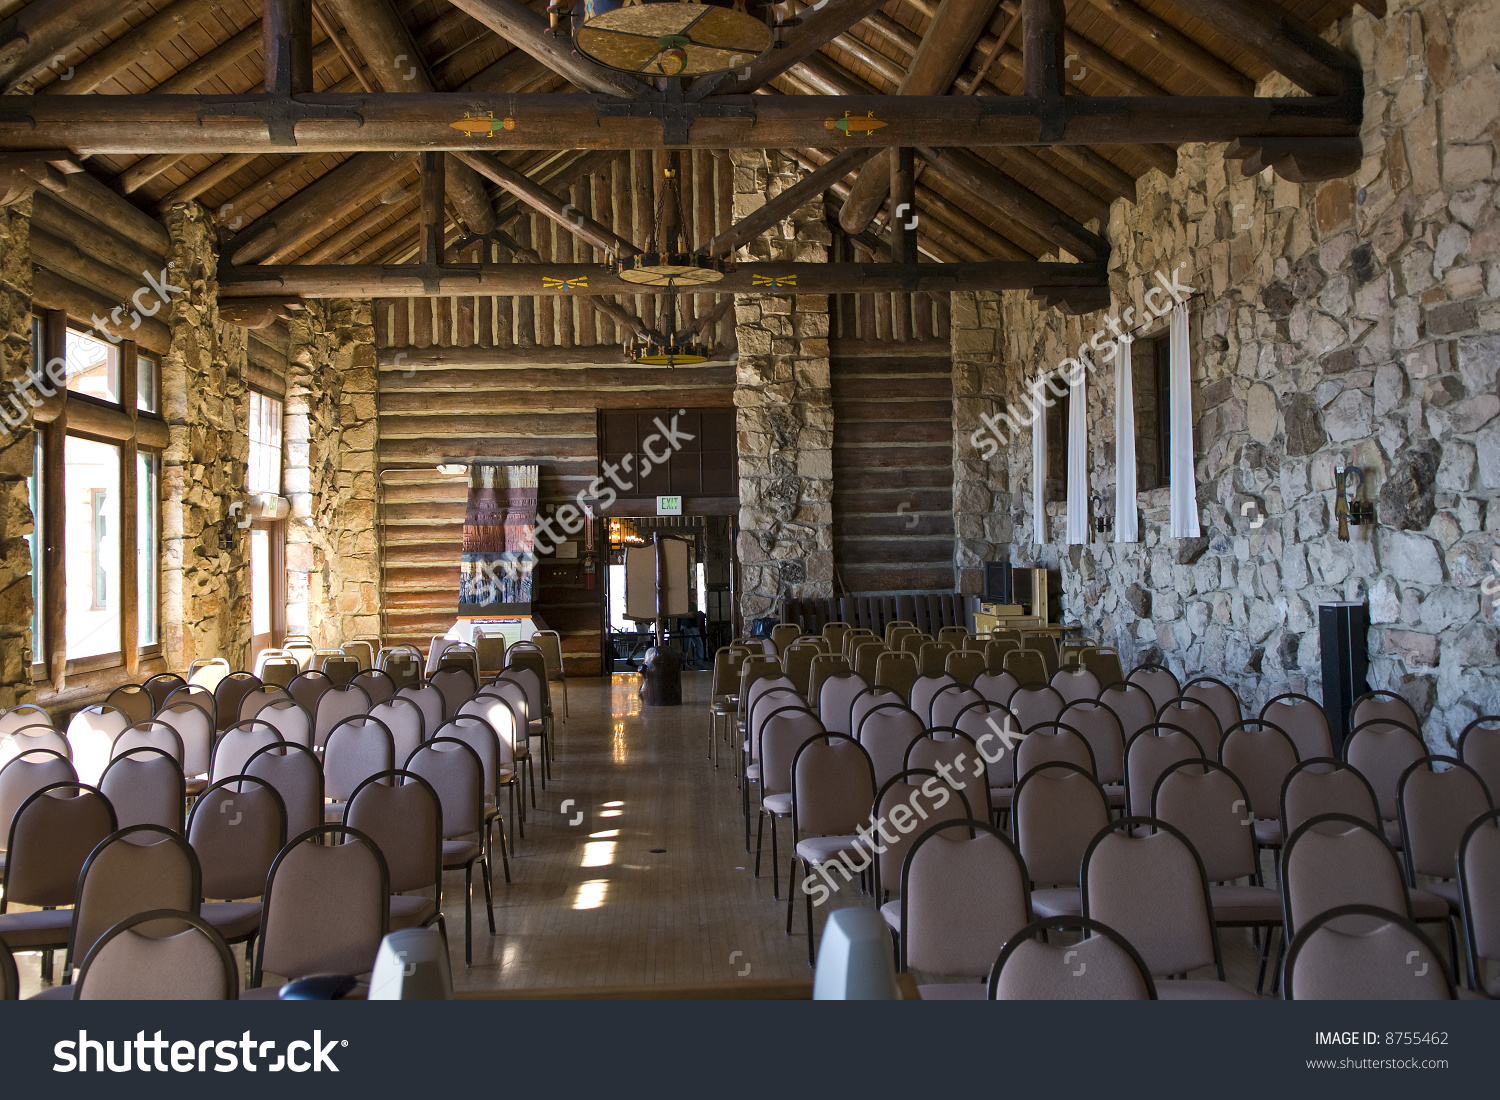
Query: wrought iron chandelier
[[559, 0, 775, 78]]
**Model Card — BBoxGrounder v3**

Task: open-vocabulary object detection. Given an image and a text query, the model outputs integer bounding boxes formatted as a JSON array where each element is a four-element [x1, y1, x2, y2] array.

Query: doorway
[[602, 515, 735, 673]]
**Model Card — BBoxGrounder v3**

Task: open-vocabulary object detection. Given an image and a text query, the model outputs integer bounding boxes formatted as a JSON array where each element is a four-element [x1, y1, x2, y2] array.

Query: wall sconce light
[[436, 463, 468, 477], [1090, 493, 1113, 535], [1335, 466, 1373, 541]]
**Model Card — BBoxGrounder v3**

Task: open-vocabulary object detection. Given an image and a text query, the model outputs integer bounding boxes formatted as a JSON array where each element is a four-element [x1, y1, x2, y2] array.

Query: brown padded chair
[[787, 734, 878, 965], [852, 641, 885, 684], [944, 650, 986, 688], [323, 715, 395, 819], [873, 770, 975, 918], [1013, 762, 1109, 921], [1008, 685, 1065, 732], [821, 622, 851, 652], [752, 707, 823, 899], [988, 916, 1156, 1000], [1002, 648, 1047, 687], [0, 704, 53, 736], [1, 725, 70, 767], [1126, 665, 1180, 715], [211, 720, 283, 784], [1260, 693, 1333, 761], [1459, 717, 1500, 802], [246, 825, 389, 997], [930, 686, 984, 732], [708, 646, 749, 764], [900, 819, 1033, 999], [321, 655, 361, 688], [1283, 903, 1454, 1000], [0, 933, 16, 999], [916, 643, 953, 679], [806, 655, 851, 723], [1397, 757, 1493, 913], [370, 698, 426, 767], [874, 651, 920, 701], [99, 748, 184, 832], [112, 720, 184, 765], [48, 825, 201, 995], [352, 669, 396, 708], [1022, 637, 1059, 679], [155, 701, 215, 789], [1050, 667, 1101, 706], [0, 750, 78, 867], [1099, 682, 1156, 746], [953, 701, 1020, 818], [1058, 700, 1126, 809], [1182, 677, 1243, 740], [909, 675, 958, 726], [1080, 647, 1125, 689], [816, 671, 867, 737], [1081, 816, 1255, 999], [1153, 759, 1283, 991], [345, 770, 445, 937], [104, 685, 154, 727], [142, 674, 186, 714], [983, 638, 1019, 673], [188, 776, 288, 948], [973, 670, 1021, 707], [770, 623, 801, 655], [1344, 719, 1427, 845], [312, 683, 374, 751], [441, 709, 518, 870], [405, 738, 494, 966], [0, 783, 116, 981], [1220, 719, 1298, 850], [75, 909, 238, 1000], [214, 672, 263, 732], [285, 670, 332, 721], [1351, 690, 1422, 735], [245, 742, 324, 841], [1123, 726, 1203, 816], [905, 730, 990, 820], [1280, 758, 1381, 840], [899, 632, 932, 657], [781, 643, 820, 702], [855, 703, 924, 791], [531, 630, 569, 719], [1458, 809, 1500, 996], [1157, 698, 1224, 760]]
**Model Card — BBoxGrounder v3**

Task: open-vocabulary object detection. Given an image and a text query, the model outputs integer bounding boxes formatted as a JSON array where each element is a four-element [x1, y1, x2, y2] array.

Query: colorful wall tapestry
[[459, 464, 538, 607]]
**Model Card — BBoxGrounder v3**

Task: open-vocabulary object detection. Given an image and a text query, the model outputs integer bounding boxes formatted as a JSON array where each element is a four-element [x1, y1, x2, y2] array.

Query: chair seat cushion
[[1208, 882, 1283, 924], [1156, 979, 1258, 1000], [794, 834, 862, 866], [990, 787, 1014, 810], [1423, 879, 1462, 910], [880, 899, 900, 932], [389, 894, 437, 930], [1254, 818, 1283, 848], [1104, 784, 1126, 808], [239, 985, 283, 1000], [1383, 818, 1403, 849], [762, 792, 792, 816], [442, 839, 481, 867], [29, 984, 75, 1000], [745, 764, 761, 782], [917, 982, 987, 1000], [0, 909, 74, 949], [201, 901, 262, 942], [1030, 887, 1083, 919], [1410, 888, 1450, 922]]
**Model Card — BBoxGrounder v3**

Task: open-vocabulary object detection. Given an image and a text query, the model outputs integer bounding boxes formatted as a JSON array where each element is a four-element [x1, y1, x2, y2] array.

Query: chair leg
[[771, 815, 780, 900], [742, 772, 752, 852], [481, 857, 495, 934], [1256, 924, 1272, 994], [754, 810, 764, 878], [805, 866, 817, 968], [561, 679, 568, 719], [463, 864, 473, 967], [41, 949, 53, 984], [528, 755, 537, 808], [495, 817, 511, 884], [785, 857, 798, 935]]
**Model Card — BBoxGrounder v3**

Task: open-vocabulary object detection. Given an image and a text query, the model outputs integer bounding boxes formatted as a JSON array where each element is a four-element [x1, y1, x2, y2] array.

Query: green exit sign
[[656, 495, 682, 516]]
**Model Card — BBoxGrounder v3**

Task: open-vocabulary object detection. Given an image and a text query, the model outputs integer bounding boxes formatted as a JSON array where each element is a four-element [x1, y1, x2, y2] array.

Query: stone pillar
[[285, 299, 379, 646], [160, 202, 252, 673], [730, 150, 833, 625], [0, 192, 35, 707]]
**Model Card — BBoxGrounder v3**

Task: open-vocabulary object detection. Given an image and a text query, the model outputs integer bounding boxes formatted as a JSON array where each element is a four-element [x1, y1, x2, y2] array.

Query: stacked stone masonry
[[962, 0, 1500, 748]]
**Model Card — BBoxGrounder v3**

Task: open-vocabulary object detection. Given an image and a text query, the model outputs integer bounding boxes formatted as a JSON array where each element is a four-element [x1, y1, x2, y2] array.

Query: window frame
[[1132, 331, 1172, 493], [247, 387, 287, 655], [31, 309, 166, 692]]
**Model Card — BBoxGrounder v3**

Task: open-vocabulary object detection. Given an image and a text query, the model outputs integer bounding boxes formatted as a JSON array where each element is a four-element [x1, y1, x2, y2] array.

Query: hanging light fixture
[[565, 0, 775, 78], [616, 163, 723, 288]]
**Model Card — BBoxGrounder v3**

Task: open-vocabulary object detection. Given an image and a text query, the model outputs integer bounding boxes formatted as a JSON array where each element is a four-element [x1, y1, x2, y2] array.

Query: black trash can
[[640, 645, 684, 707]]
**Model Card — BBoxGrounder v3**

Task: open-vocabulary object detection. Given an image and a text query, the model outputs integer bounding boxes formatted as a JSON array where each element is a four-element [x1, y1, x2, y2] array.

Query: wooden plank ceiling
[[12, 0, 1371, 272]]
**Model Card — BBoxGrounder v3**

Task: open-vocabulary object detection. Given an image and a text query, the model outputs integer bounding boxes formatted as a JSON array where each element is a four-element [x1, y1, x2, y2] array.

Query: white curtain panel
[[1032, 378, 1046, 546], [1065, 367, 1088, 545], [1114, 336, 1139, 543], [1168, 303, 1201, 538]]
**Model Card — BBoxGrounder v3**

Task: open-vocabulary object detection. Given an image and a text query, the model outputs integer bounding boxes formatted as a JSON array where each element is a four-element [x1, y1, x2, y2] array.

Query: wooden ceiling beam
[[299, 185, 415, 263], [41, 0, 223, 96], [321, 0, 497, 233], [220, 258, 1109, 298], [0, 0, 155, 92], [839, 0, 1002, 234], [454, 149, 638, 258], [0, 91, 1359, 154], [264, 0, 315, 95], [157, 23, 263, 94], [1154, 0, 1358, 97], [156, 151, 259, 211], [700, 146, 876, 259], [443, 0, 647, 98], [1022, 0, 1066, 98], [705, 0, 893, 98], [1079, 0, 1253, 96]]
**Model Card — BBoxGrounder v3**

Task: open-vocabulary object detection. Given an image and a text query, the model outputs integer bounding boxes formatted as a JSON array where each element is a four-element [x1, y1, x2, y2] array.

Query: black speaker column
[[1319, 601, 1370, 754]]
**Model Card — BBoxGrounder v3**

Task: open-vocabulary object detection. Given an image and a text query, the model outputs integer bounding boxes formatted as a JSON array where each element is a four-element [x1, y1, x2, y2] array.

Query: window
[[137, 452, 159, 647], [65, 436, 121, 660], [31, 309, 165, 684], [248, 391, 283, 495], [137, 352, 159, 415], [65, 328, 119, 404], [1133, 334, 1171, 492], [27, 430, 43, 667], [1044, 387, 1069, 505]]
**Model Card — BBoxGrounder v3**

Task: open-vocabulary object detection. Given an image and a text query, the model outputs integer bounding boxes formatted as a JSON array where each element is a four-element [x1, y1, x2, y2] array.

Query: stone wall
[[973, 0, 1500, 746], [731, 150, 835, 623], [285, 299, 380, 647], [951, 291, 1014, 595], [0, 195, 34, 708], [160, 202, 253, 674]]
